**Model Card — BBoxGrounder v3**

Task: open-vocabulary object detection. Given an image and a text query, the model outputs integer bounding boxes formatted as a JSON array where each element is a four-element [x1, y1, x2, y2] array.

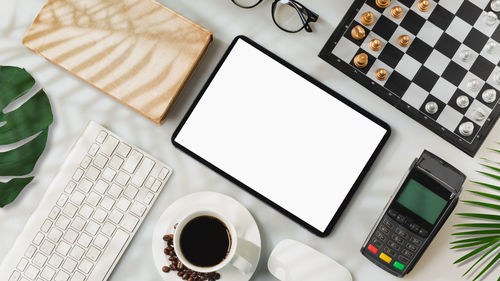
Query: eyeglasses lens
[[273, 2, 305, 32]]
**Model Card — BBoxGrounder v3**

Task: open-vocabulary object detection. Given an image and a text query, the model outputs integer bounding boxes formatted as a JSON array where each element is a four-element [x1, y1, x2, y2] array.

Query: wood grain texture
[[23, 0, 212, 124]]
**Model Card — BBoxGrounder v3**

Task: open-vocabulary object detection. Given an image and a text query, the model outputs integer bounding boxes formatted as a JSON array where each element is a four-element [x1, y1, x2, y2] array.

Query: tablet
[[172, 36, 390, 236]]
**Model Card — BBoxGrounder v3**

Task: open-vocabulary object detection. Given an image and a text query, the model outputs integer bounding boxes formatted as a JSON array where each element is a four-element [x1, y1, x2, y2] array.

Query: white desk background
[[1, 1, 499, 280]]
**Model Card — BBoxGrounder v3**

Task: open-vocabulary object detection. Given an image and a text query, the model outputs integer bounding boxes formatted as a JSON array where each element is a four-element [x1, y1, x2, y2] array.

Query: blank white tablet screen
[[175, 39, 388, 232]]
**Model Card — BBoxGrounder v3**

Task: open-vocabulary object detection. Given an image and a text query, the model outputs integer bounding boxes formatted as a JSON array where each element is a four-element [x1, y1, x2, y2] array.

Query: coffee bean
[[177, 261, 183, 269], [162, 266, 170, 273], [163, 235, 170, 241], [177, 271, 184, 276], [169, 256, 176, 261], [174, 223, 179, 229], [214, 273, 220, 280]]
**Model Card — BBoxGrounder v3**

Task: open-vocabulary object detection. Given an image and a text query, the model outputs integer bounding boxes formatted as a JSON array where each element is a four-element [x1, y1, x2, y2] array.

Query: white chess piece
[[459, 122, 474, 137], [472, 107, 486, 122], [456, 95, 470, 108], [495, 72, 500, 84], [492, 0, 500, 12], [460, 49, 473, 62], [468, 79, 481, 92], [482, 89, 497, 103], [485, 11, 498, 26], [486, 41, 497, 53]]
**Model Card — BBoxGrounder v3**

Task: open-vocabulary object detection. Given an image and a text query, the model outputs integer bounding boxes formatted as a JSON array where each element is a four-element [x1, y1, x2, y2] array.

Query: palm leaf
[[463, 241, 500, 277], [451, 236, 500, 245], [454, 240, 496, 264], [456, 213, 500, 221], [461, 200, 500, 211], [467, 191, 500, 201], [451, 239, 499, 249], [0, 66, 53, 207], [470, 181, 500, 192], [454, 223, 500, 228], [453, 230, 500, 236]]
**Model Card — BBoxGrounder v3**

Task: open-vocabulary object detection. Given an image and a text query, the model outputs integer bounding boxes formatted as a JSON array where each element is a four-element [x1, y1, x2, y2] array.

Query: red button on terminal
[[368, 244, 378, 255]]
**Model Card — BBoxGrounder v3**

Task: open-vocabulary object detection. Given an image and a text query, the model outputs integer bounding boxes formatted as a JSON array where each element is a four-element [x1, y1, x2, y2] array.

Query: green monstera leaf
[[0, 66, 53, 207]]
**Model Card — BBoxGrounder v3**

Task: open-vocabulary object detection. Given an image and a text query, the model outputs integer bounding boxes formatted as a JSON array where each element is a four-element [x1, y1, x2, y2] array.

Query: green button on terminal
[[393, 261, 405, 270]]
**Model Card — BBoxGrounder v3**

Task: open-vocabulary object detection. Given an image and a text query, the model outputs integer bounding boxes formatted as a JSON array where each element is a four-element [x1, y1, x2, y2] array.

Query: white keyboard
[[0, 121, 172, 281]]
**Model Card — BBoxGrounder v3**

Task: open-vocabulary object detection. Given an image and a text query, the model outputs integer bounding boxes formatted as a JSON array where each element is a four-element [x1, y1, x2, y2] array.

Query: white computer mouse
[[268, 239, 353, 281]]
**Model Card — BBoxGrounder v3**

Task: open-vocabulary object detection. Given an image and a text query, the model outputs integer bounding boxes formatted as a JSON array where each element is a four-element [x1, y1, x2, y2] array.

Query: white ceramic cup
[[173, 210, 252, 274]]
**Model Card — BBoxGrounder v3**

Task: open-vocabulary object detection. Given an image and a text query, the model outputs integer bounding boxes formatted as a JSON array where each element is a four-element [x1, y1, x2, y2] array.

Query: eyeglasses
[[231, 0, 319, 33]]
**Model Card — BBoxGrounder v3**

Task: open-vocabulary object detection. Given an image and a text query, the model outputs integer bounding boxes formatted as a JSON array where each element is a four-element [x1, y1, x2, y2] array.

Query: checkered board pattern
[[319, 0, 500, 156]]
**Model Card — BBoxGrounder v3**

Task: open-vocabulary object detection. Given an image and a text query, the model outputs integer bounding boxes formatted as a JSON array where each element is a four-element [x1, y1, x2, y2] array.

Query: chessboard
[[319, 0, 500, 157]]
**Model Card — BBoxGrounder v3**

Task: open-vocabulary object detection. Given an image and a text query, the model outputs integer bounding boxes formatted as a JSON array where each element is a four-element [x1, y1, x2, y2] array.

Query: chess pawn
[[468, 79, 481, 92], [351, 25, 366, 40], [376, 0, 390, 8], [425, 101, 438, 114], [375, 68, 388, 81], [492, 0, 500, 12], [485, 11, 498, 26], [482, 89, 497, 103], [418, 0, 430, 12], [370, 39, 383, 51], [460, 49, 473, 62], [486, 41, 497, 53], [354, 53, 369, 68], [391, 6, 404, 18], [459, 122, 474, 137], [361, 11, 375, 26], [398, 35, 411, 47], [456, 95, 470, 108], [471, 107, 486, 122]]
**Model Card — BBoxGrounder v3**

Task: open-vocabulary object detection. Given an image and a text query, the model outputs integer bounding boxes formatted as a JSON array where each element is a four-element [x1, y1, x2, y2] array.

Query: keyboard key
[[151, 180, 162, 192], [86, 166, 100, 181], [73, 169, 84, 181], [144, 191, 154, 204], [410, 237, 422, 246], [131, 158, 154, 187], [124, 185, 138, 199], [40, 267, 55, 280], [116, 143, 131, 157], [94, 179, 109, 194], [47, 228, 63, 242], [158, 167, 169, 180], [121, 214, 139, 232], [86, 230, 129, 280], [130, 202, 146, 217], [70, 245, 85, 261], [78, 233, 93, 248], [55, 215, 71, 230], [367, 244, 378, 254], [88, 143, 100, 156], [94, 154, 108, 169], [25, 265, 39, 279], [96, 131, 107, 143], [32, 253, 47, 267], [109, 209, 124, 224], [9, 271, 20, 281], [24, 245, 36, 258], [379, 253, 392, 263], [86, 220, 100, 235], [86, 246, 101, 261], [109, 155, 124, 170], [86, 192, 102, 207], [393, 261, 405, 270], [78, 259, 93, 274], [40, 219, 52, 233], [122, 150, 143, 173], [93, 208, 107, 223], [17, 258, 28, 271], [63, 203, 78, 218], [70, 191, 85, 205], [94, 234, 109, 249], [101, 167, 117, 182], [100, 196, 115, 211], [62, 258, 78, 273], [48, 254, 64, 268], [40, 240, 55, 255], [70, 271, 86, 281], [64, 182, 77, 194], [71, 216, 86, 231], [407, 243, 418, 252], [79, 204, 94, 218], [116, 197, 131, 211], [56, 194, 68, 207], [115, 171, 130, 186], [108, 184, 123, 198], [63, 229, 78, 244], [144, 176, 155, 188], [78, 179, 93, 193], [48, 207, 60, 220], [32, 232, 44, 246], [80, 156, 92, 169], [54, 270, 70, 281], [102, 222, 116, 237], [101, 135, 119, 156], [56, 241, 71, 255]]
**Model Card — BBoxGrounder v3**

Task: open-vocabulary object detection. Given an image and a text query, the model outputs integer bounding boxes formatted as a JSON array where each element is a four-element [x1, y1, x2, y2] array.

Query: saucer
[[152, 192, 261, 281]]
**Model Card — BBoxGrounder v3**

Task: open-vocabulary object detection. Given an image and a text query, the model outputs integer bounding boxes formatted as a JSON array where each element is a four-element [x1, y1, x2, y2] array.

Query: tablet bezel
[[172, 35, 391, 237]]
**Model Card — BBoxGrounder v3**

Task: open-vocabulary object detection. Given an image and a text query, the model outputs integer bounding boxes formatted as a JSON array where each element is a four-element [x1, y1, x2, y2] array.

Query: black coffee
[[179, 215, 231, 267]]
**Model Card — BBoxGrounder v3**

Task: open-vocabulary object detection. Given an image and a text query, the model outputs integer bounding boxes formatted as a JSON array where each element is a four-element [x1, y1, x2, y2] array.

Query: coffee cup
[[173, 210, 252, 274]]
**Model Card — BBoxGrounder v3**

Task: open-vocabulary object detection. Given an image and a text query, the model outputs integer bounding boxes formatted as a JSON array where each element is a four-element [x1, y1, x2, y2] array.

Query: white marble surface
[[1, 0, 500, 280]]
